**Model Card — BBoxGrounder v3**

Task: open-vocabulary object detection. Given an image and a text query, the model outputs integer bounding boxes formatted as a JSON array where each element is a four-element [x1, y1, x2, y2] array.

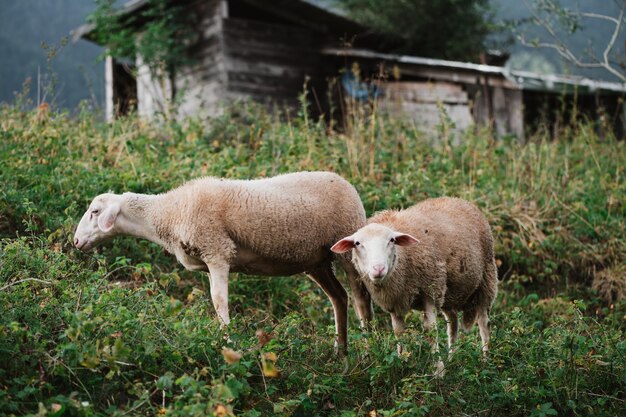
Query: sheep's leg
[[442, 309, 459, 356], [339, 257, 373, 327], [307, 264, 348, 355], [207, 264, 230, 327], [391, 313, 406, 336], [390, 312, 405, 354], [477, 308, 491, 354], [422, 297, 437, 342], [349, 277, 373, 328], [423, 297, 444, 376]]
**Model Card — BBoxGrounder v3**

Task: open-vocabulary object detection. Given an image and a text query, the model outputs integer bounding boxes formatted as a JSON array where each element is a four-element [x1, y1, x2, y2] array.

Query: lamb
[[74, 171, 373, 353], [331, 197, 498, 357]]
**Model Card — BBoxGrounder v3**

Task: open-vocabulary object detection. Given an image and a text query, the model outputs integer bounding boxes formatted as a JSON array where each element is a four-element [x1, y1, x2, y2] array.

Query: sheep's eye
[[354, 241, 360, 247], [92, 209, 100, 215], [390, 237, 396, 244]]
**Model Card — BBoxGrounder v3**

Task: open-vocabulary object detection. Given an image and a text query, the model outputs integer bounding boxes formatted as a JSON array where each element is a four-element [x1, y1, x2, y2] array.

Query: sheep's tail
[[462, 259, 498, 331]]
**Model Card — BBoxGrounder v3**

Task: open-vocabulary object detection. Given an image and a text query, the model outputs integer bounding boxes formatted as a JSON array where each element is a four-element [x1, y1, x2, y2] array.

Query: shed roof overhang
[[72, 0, 153, 42], [323, 47, 626, 94], [72, 0, 389, 48]]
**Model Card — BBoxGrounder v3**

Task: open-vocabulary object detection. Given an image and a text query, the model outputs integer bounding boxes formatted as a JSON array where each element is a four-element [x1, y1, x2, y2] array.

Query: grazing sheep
[[74, 171, 372, 353], [331, 197, 498, 356]]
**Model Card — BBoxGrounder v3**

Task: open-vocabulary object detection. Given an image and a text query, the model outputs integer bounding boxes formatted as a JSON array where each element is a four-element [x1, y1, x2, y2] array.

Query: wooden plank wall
[[136, 54, 173, 118], [391, 64, 525, 140], [222, 18, 327, 111], [174, 0, 227, 119], [467, 83, 524, 140], [379, 81, 474, 140]]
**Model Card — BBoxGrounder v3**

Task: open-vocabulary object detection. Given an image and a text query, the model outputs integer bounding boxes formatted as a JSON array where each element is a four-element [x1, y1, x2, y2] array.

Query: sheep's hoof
[[340, 356, 350, 375], [356, 338, 371, 360], [447, 346, 458, 361], [434, 360, 446, 378], [362, 337, 371, 352], [333, 340, 348, 358], [220, 329, 232, 344], [396, 342, 403, 355]]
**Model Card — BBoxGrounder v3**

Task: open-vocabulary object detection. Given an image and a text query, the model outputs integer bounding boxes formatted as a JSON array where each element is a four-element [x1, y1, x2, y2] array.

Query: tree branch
[[1, 278, 54, 292], [518, 37, 603, 68], [579, 12, 619, 24], [520, 0, 626, 83], [602, 3, 625, 73]]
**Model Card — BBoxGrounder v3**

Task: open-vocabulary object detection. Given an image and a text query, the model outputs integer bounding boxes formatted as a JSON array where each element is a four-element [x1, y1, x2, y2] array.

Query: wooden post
[[105, 55, 114, 122]]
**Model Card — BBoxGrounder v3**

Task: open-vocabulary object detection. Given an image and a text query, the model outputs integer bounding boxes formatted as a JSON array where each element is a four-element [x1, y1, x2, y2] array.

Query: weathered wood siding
[[379, 81, 474, 138], [222, 17, 326, 109], [467, 83, 524, 140], [136, 54, 172, 118], [174, 0, 227, 119], [131, 1, 333, 119], [132, 0, 226, 119]]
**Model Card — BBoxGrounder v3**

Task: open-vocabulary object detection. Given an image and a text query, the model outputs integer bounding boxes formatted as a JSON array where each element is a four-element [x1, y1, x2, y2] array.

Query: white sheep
[[74, 171, 373, 353], [331, 197, 498, 358]]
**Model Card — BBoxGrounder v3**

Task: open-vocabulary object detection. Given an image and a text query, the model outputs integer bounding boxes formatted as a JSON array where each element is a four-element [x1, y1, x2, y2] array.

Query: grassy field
[[0, 100, 624, 416]]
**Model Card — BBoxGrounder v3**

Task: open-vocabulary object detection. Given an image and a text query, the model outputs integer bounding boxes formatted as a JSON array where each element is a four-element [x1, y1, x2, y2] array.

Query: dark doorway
[[112, 59, 137, 117]]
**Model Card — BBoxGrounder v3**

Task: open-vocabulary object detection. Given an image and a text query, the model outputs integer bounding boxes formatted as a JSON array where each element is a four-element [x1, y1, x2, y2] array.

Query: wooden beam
[[105, 55, 114, 122]]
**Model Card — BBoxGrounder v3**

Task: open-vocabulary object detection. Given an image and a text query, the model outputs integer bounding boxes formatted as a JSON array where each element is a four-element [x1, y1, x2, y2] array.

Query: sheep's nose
[[74, 238, 79, 247], [372, 264, 385, 277]]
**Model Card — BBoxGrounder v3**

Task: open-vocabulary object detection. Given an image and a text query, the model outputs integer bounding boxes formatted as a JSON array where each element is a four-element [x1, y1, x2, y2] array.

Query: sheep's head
[[331, 223, 418, 283], [74, 193, 122, 251]]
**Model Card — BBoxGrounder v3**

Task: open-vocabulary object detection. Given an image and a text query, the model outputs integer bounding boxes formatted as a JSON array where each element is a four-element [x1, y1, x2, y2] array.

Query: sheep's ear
[[97, 203, 120, 232], [393, 233, 419, 246], [331, 237, 355, 253]]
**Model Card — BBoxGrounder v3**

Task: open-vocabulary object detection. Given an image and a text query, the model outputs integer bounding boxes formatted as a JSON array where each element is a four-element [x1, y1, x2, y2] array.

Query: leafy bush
[[0, 101, 624, 415]]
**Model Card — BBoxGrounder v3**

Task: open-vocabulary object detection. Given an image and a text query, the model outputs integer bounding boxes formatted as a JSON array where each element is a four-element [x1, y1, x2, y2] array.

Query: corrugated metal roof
[[323, 47, 506, 75], [322, 47, 626, 94], [506, 70, 626, 93]]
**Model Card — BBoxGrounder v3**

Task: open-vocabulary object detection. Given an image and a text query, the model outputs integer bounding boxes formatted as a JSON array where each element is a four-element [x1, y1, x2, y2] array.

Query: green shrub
[[0, 102, 624, 415]]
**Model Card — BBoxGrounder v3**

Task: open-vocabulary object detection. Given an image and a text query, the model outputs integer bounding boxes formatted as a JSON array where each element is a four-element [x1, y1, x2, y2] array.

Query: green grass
[[0, 100, 625, 416]]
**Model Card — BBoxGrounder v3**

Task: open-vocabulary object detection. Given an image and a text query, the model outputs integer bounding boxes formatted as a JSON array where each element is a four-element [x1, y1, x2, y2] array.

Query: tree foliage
[[88, 0, 194, 74], [335, 0, 497, 61]]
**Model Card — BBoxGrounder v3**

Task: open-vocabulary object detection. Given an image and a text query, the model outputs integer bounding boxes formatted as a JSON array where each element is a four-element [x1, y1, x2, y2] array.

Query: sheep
[[74, 171, 373, 354], [331, 197, 498, 359]]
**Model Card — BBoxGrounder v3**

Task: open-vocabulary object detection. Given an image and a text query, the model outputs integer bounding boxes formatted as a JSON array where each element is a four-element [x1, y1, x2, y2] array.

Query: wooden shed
[[323, 48, 626, 140], [74, 0, 384, 120], [74, 0, 626, 139]]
